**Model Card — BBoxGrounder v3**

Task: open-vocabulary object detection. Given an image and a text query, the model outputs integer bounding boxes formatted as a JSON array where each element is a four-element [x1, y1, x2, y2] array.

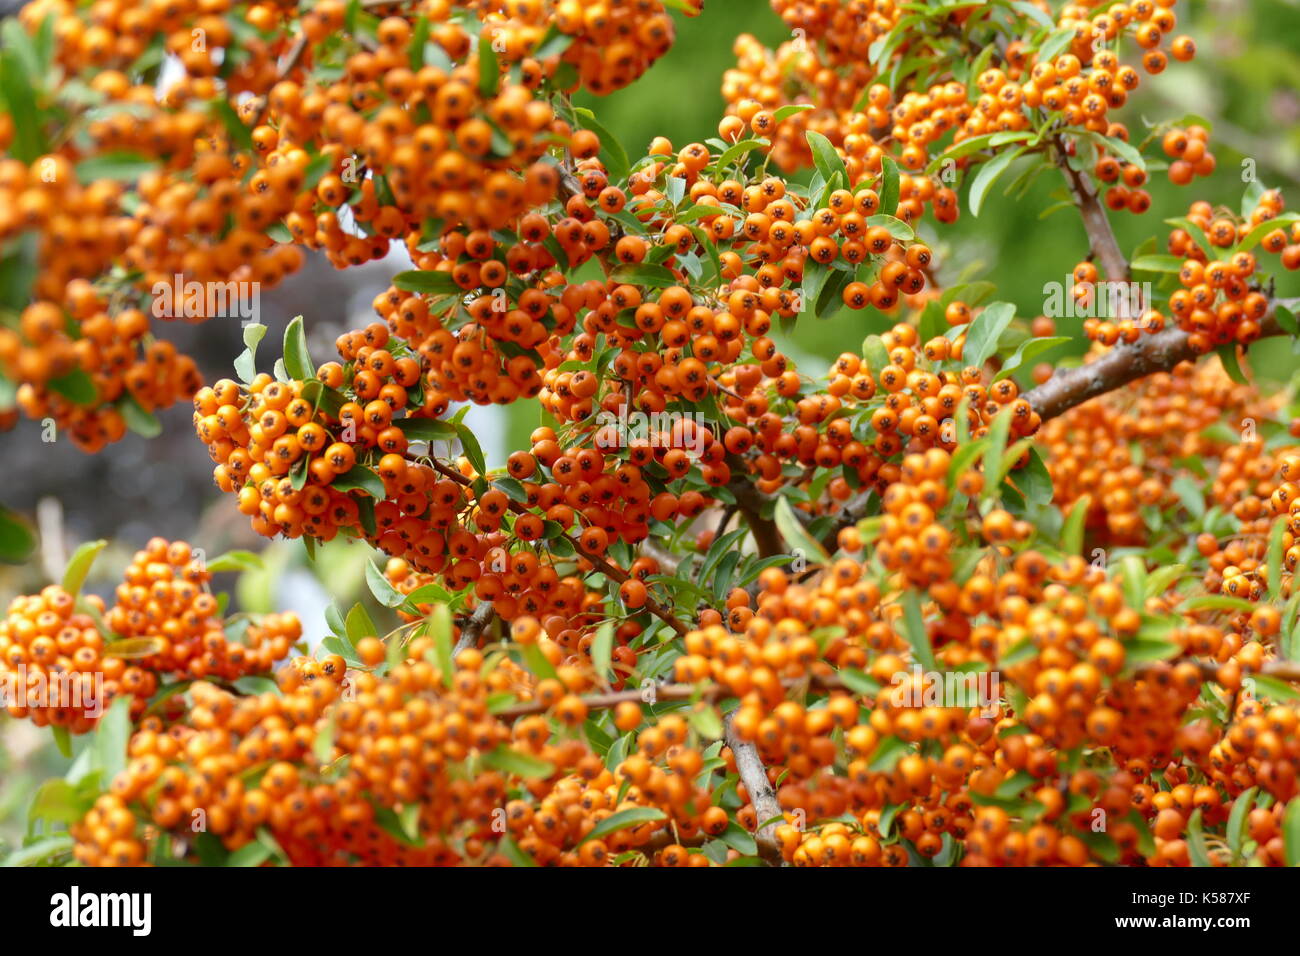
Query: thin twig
[[1053, 134, 1130, 285]]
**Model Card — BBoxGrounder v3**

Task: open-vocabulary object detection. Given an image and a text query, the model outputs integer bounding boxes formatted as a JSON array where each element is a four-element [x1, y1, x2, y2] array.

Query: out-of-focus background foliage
[[2, 0, 1300, 847]]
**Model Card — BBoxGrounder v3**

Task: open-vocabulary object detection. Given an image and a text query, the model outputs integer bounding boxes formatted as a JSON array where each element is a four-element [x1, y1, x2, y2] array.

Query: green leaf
[[900, 590, 935, 671], [75, 152, 156, 183], [591, 619, 614, 686], [861, 334, 890, 373], [234, 322, 266, 383], [1269, 517, 1286, 602], [573, 106, 630, 185], [62, 539, 107, 596], [981, 408, 1014, 497], [1180, 594, 1255, 613], [879, 156, 900, 215], [498, 835, 538, 867], [1275, 303, 1299, 336], [2, 834, 73, 868], [1170, 475, 1206, 520], [322, 635, 362, 667], [715, 820, 757, 856], [1011, 447, 1054, 507], [1284, 798, 1300, 867], [963, 301, 1016, 369], [241, 321, 266, 351], [698, 528, 748, 593], [482, 745, 555, 778], [947, 437, 989, 491], [47, 369, 97, 405], [365, 560, 407, 608], [1130, 254, 1184, 274], [92, 695, 133, 785], [1236, 212, 1300, 253], [1186, 808, 1212, 867], [1144, 564, 1187, 599], [531, 23, 572, 60], [331, 465, 386, 499], [0, 49, 46, 163], [773, 495, 830, 565], [116, 394, 162, 438], [228, 840, 273, 867], [27, 778, 90, 826], [689, 705, 724, 740], [429, 603, 453, 685], [210, 98, 254, 152], [608, 263, 677, 288], [867, 735, 909, 772], [773, 103, 814, 122], [205, 550, 262, 573], [581, 807, 666, 843], [999, 637, 1038, 667], [281, 315, 313, 381], [1062, 495, 1090, 555], [392, 270, 461, 295], [995, 336, 1070, 382], [477, 31, 499, 97], [1010, 1, 1054, 28], [864, 214, 914, 241], [369, 802, 423, 847], [345, 602, 376, 644], [799, 260, 831, 318], [408, 15, 431, 69], [1227, 787, 1257, 860], [968, 149, 1026, 218], [806, 131, 849, 188], [1215, 344, 1248, 385], [519, 642, 557, 685], [396, 417, 457, 442], [51, 725, 71, 758], [715, 137, 767, 172], [1118, 554, 1147, 611], [404, 582, 454, 609], [313, 716, 335, 765], [0, 506, 36, 564], [1248, 674, 1300, 703], [104, 637, 168, 659], [453, 422, 486, 475], [1036, 25, 1076, 63], [838, 668, 881, 695], [1089, 131, 1145, 171], [927, 131, 1032, 174], [1164, 217, 1212, 256]]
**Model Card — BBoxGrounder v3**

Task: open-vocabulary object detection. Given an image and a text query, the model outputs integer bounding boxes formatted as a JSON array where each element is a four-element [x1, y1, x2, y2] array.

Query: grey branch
[[724, 712, 786, 866]]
